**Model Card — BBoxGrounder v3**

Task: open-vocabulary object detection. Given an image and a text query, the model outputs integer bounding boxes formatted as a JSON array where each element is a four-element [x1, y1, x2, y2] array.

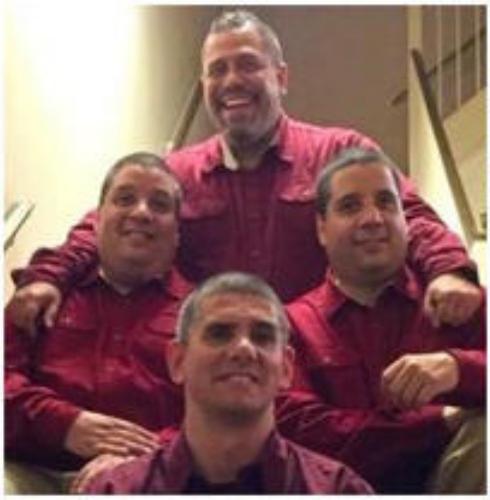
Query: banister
[[410, 48, 485, 243]]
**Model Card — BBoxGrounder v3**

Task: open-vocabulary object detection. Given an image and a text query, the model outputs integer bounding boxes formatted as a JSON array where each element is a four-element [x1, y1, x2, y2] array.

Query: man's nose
[[222, 65, 244, 87], [130, 200, 152, 219], [229, 333, 257, 360], [359, 205, 384, 225]]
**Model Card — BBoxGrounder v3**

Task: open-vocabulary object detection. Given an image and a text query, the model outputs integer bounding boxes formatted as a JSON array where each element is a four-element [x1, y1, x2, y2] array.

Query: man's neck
[[99, 265, 166, 295], [184, 406, 274, 484], [332, 272, 393, 307], [223, 122, 279, 170]]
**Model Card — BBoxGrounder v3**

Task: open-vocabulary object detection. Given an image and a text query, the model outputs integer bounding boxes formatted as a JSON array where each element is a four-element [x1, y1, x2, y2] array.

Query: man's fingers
[[71, 455, 131, 493], [44, 294, 61, 328], [423, 290, 440, 328], [110, 418, 158, 441]]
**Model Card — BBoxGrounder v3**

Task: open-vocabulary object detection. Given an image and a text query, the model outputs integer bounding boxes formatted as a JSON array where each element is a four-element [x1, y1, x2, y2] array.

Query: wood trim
[[392, 27, 486, 107]]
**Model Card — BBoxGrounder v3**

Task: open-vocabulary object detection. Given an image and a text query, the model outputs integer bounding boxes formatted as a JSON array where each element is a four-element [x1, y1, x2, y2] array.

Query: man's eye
[[206, 62, 226, 79], [204, 324, 232, 344], [237, 57, 262, 73], [337, 199, 360, 214], [250, 324, 278, 348], [114, 193, 135, 206], [150, 197, 173, 213], [377, 192, 398, 210]]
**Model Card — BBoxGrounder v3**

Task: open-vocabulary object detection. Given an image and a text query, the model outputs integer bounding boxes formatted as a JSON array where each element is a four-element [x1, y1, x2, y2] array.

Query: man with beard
[[8, 10, 482, 332]]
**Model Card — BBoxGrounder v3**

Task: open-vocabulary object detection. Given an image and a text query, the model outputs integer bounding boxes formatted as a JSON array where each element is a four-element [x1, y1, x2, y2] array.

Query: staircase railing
[[411, 48, 485, 243], [393, 5, 486, 119]]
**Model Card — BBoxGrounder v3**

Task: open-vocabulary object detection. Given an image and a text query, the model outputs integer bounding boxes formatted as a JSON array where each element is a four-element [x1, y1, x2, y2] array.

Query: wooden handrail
[[410, 49, 485, 242], [392, 27, 486, 107], [165, 79, 202, 153]]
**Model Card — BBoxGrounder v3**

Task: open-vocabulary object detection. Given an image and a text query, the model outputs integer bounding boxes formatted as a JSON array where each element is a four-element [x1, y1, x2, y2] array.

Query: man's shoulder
[[166, 135, 221, 175], [85, 449, 161, 494], [283, 437, 373, 493], [283, 116, 376, 150], [286, 282, 325, 316]]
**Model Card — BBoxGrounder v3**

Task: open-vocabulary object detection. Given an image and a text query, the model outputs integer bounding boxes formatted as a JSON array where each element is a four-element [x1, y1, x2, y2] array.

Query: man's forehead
[[202, 28, 265, 60], [111, 165, 175, 190], [198, 292, 277, 321], [331, 162, 396, 195]]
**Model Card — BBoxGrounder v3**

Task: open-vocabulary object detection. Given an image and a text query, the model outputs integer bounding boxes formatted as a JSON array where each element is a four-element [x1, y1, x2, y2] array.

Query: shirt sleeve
[[5, 315, 82, 455], [276, 390, 450, 490], [398, 173, 478, 283], [442, 299, 486, 406], [11, 209, 99, 293], [81, 456, 150, 494]]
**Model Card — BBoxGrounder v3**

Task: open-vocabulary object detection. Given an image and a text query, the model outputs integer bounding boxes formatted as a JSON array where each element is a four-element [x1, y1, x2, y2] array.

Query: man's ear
[[167, 340, 186, 385], [316, 214, 327, 248], [279, 345, 295, 391], [277, 62, 288, 96]]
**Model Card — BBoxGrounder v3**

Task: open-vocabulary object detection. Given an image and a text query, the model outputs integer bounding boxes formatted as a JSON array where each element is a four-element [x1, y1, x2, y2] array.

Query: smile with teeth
[[222, 96, 253, 109], [122, 228, 153, 239], [217, 372, 258, 383]]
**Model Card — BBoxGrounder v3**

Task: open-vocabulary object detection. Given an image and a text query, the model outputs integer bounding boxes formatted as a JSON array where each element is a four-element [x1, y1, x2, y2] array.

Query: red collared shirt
[[5, 268, 192, 471], [12, 115, 476, 302], [279, 267, 485, 492], [83, 430, 373, 494]]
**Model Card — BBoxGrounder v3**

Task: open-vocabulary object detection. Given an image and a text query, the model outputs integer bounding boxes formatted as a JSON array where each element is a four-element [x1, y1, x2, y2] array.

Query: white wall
[[408, 7, 486, 284], [4, 3, 218, 300], [444, 90, 486, 234]]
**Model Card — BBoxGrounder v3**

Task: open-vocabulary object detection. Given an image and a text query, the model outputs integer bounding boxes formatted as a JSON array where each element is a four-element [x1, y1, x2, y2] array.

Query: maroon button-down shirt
[[12, 115, 476, 302], [83, 430, 374, 494], [5, 268, 192, 471], [279, 267, 486, 492]]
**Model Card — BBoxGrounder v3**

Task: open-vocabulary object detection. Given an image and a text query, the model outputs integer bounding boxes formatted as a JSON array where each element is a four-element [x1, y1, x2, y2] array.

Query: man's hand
[[381, 352, 459, 410], [424, 273, 482, 327], [64, 411, 159, 459], [7, 282, 62, 334], [70, 453, 133, 493]]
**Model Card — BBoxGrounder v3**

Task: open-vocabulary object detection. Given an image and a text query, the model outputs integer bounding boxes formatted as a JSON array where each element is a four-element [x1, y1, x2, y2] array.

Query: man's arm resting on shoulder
[[11, 209, 99, 291], [8, 210, 98, 330], [276, 390, 451, 485], [399, 174, 482, 325]]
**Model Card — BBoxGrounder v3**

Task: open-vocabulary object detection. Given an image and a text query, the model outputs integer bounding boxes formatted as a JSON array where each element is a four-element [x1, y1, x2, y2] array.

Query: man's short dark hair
[[176, 272, 290, 344], [315, 147, 402, 217], [99, 152, 182, 213], [206, 9, 284, 65]]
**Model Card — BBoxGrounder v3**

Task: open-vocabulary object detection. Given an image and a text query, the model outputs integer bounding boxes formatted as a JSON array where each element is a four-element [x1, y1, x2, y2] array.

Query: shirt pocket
[[133, 315, 176, 378], [39, 305, 98, 361], [308, 352, 371, 408], [179, 200, 235, 279]]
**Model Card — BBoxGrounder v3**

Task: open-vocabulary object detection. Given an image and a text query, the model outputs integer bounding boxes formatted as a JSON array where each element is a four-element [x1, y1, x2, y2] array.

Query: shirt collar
[[324, 265, 422, 320], [77, 266, 192, 300], [164, 430, 283, 492], [203, 114, 293, 174]]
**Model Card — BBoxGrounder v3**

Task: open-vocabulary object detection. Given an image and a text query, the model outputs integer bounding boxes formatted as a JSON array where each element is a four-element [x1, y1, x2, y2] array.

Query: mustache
[[353, 228, 389, 243]]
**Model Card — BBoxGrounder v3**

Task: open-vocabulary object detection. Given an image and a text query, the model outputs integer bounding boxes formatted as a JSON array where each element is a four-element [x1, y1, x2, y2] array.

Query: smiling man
[[282, 147, 486, 493], [5, 152, 192, 493], [81, 272, 373, 494], [8, 10, 482, 334]]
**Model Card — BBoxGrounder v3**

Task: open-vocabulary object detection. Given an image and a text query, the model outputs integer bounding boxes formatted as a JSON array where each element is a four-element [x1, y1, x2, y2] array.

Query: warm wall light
[[7, 1, 136, 141]]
